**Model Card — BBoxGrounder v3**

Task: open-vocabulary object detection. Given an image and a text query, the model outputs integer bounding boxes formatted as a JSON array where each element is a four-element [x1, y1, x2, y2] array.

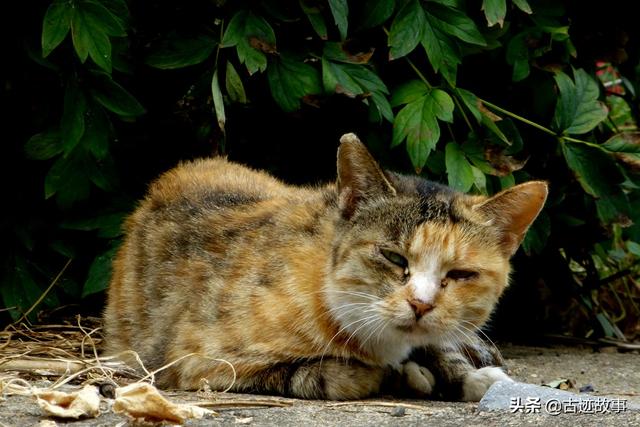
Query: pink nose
[[408, 299, 434, 318]]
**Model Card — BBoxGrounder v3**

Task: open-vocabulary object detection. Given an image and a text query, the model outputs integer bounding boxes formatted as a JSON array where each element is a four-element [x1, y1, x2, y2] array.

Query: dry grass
[[0, 315, 138, 396]]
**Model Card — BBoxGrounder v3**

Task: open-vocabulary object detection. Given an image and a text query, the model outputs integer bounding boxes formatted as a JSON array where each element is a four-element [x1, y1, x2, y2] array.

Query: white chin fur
[[461, 366, 512, 402]]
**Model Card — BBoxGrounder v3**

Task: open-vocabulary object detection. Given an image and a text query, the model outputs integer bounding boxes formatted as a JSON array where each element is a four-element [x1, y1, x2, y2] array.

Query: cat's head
[[326, 134, 547, 357]]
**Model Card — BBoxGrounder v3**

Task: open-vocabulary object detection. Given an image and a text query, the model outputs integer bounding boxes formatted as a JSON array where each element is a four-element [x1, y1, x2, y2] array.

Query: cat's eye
[[380, 248, 408, 269], [446, 269, 478, 281]]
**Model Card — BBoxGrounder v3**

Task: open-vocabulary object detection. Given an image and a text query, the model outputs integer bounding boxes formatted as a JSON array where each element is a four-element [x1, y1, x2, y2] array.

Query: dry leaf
[[543, 378, 575, 390], [35, 385, 101, 419], [113, 382, 215, 423]]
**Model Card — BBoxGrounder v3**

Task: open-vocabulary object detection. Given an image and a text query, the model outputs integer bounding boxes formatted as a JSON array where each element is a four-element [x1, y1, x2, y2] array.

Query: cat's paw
[[461, 366, 512, 402], [402, 361, 436, 397]]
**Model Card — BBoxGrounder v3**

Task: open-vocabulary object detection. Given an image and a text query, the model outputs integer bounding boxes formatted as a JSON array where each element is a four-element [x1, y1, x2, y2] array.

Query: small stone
[[98, 382, 116, 399], [579, 384, 595, 393], [390, 406, 406, 417]]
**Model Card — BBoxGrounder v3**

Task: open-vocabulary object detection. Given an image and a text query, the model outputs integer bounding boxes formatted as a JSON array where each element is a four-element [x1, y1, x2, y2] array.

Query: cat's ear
[[473, 181, 548, 255], [337, 133, 396, 219]]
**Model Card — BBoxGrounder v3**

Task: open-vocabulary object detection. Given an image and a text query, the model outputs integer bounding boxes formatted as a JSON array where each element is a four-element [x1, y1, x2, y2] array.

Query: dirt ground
[[1, 343, 639, 426]]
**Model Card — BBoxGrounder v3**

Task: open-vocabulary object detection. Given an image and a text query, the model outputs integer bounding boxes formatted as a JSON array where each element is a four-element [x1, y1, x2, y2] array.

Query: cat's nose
[[408, 299, 434, 318]]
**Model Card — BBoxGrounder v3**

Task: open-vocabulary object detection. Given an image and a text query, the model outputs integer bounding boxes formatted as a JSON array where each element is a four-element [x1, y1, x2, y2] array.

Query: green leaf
[[428, 3, 487, 46], [512, 0, 533, 14], [628, 241, 640, 257], [211, 70, 226, 132], [370, 91, 394, 123], [596, 193, 631, 225], [83, 104, 111, 160], [455, 88, 482, 122], [300, 0, 328, 39], [323, 58, 362, 96], [25, 130, 62, 160], [553, 69, 608, 135], [391, 80, 429, 107], [430, 89, 454, 122], [42, 0, 72, 57], [328, 0, 349, 39], [392, 89, 452, 171], [561, 142, 625, 198], [223, 11, 276, 75], [359, 0, 395, 29], [82, 0, 126, 37], [83, 244, 119, 297], [268, 55, 321, 112], [45, 151, 91, 207], [421, 16, 461, 85], [323, 42, 374, 64], [521, 211, 550, 255], [85, 154, 118, 192], [480, 110, 510, 145], [145, 35, 216, 69], [388, 0, 425, 60], [89, 71, 145, 117], [221, 10, 248, 47], [246, 12, 277, 49], [471, 166, 487, 194], [61, 212, 125, 238], [60, 82, 87, 155], [445, 142, 474, 191], [237, 38, 268, 75], [482, 0, 507, 28], [70, 6, 113, 72], [603, 132, 640, 153], [71, 9, 90, 62], [506, 32, 530, 81], [603, 133, 640, 172], [225, 61, 247, 103], [322, 60, 391, 121]]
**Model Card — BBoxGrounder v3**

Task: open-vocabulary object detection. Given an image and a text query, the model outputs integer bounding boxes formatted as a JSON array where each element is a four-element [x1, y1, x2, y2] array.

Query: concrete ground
[[1, 343, 639, 426]]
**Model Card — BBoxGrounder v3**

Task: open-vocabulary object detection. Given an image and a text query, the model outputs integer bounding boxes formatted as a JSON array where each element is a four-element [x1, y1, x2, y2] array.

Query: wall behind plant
[[3, 0, 639, 342]]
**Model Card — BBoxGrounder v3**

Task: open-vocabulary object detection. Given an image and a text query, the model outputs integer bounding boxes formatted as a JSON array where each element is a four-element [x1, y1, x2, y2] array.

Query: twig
[[196, 399, 293, 409], [325, 401, 434, 411], [10, 259, 72, 327], [0, 359, 84, 375]]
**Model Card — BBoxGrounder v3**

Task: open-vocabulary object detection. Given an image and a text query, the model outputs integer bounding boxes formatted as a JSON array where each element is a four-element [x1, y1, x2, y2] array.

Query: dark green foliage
[[4, 0, 640, 340]]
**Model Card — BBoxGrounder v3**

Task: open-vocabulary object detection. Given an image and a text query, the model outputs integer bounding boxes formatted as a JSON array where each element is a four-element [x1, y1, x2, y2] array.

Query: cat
[[103, 133, 547, 401]]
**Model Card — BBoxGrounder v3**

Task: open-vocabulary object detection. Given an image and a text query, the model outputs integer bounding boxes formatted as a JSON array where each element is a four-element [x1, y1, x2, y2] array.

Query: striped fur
[[103, 133, 547, 400]]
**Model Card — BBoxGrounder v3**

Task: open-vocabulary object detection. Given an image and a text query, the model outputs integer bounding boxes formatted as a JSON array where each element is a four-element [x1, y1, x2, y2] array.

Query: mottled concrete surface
[[1, 344, 639, 426]]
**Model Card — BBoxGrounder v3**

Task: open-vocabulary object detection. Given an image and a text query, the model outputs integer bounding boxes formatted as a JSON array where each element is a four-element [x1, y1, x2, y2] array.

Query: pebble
[[389, 406, 406, 417]]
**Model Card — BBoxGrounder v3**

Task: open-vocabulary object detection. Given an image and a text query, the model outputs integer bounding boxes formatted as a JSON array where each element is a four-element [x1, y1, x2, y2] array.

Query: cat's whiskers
[[358, 316, 389, 351], [458, 319, 501, 357], [447, 327, 477, 363], [318, 311, 381, 365], [343, 315, 382, 351]]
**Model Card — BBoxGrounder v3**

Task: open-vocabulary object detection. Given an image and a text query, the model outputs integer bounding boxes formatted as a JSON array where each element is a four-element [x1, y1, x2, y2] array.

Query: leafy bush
[[4, 0, 640, 341]]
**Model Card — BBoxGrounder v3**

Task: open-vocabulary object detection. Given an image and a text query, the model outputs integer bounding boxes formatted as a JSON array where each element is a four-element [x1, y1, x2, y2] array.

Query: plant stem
[[12, 259, 72, 326], [479, 98, 557, 137], [451, 92, 473, 131], [405, 58, 432, 89], [479, 98, 608, 148]]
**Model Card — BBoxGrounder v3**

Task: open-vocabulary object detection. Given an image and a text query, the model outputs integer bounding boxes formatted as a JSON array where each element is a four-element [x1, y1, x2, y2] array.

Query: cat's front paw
[[461, 366, 512, 402], [402, 361, 436, 397]]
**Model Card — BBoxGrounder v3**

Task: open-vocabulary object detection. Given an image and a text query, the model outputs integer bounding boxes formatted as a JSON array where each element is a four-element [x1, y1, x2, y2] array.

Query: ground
[[1, 343, 639, 426]]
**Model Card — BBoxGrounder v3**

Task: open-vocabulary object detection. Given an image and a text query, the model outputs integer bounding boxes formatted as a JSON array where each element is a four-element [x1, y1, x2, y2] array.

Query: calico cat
[[103, 133, 547, 401]]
